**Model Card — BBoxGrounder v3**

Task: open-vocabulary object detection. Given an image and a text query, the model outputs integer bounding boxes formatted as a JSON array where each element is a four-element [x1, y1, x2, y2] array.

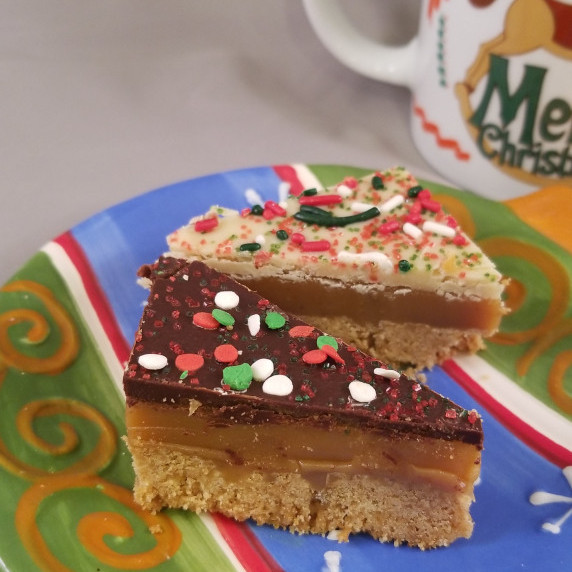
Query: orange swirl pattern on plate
[[0, 398, 117, 480], [502, 186, 572, 414], [437, 186, 572, 416], [0, 280, 79, 378], [17, 475, 182, 572], [0, 277, 182, 570]]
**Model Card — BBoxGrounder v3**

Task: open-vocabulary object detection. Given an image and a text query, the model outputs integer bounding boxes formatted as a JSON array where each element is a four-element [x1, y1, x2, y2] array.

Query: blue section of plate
[[250, 367, 571, 572], [71, 166, 284, 344], [68, 165, 571, 572]]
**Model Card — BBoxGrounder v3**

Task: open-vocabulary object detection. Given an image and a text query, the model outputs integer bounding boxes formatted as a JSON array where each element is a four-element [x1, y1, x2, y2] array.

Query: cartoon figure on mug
[[462, 0, 572, 91], [455, 0, 572, 186]]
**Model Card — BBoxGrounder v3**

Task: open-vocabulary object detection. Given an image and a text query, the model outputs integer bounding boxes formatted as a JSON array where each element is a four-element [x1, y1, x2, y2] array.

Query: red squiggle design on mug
[[428, 0, 449, 20], [413, 103, 471, 161]]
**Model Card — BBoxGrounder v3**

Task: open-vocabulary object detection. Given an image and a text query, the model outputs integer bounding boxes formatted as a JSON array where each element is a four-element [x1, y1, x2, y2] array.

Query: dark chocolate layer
[[124, 257, 483, 447]]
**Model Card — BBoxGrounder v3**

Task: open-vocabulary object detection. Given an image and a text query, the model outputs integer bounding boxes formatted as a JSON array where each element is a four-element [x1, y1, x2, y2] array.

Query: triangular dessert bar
[[124, 257, 483, 548]]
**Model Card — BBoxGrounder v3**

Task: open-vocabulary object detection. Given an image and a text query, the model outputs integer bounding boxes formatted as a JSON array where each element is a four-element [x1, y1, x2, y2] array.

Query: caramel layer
[[238, 275, 503, 333], [126, 401, 481, 493]]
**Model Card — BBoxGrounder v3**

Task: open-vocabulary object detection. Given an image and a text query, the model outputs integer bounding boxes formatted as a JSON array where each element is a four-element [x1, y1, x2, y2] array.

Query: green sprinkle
[[179, 370, 189, 380], [222, 363, 253, 390], [276, 229, 288, 240], [407, 185, 423, 198], [398, 260, 412, 272], [239, 242, 262, 252], [302, 187, 318, 196], [299, 205, 332, 217], [265, 311, 286, 330], [251, 204, 263, 215], [294, 207, 380, 227], [371, 175, 384, 190], [317, 335, 338, 351], [212, 309, 235, 326]]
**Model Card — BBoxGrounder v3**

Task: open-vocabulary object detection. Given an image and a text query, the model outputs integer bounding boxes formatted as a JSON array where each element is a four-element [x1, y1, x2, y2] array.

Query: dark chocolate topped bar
[[124, 256, 482, 447]]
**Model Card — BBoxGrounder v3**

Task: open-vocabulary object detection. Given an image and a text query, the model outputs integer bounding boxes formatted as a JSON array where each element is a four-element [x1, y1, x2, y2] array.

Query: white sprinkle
[[263, 374, 293, 396], [138, 354, 168, 371], [336, 184, 353, 198], [403, 222, 423, 239], [278, 181, 291, 203], [247, 314, 261, 336], [374, 367, 401, 379], [379, 194, 404, 213], [214, 291, 240, 310], [323, 550, 342, 572], [182, 274, 189, 281], [350, 201, 372, 213], [244, 188, 264, 206], [326, 530, 340, 541], [251, 358, 274, 382], [348, 380, 377, 403], [422, 220, 456, 237], [255, 234, 266, 245], [337, 251, 393, 273]]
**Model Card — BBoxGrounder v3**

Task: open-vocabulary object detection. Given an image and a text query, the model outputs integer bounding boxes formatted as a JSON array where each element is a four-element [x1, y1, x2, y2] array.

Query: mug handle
[[303, 0, 418, 89]]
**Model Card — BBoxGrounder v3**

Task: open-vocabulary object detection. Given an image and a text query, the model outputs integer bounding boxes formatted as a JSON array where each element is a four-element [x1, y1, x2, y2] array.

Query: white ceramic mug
[[303, 0, 572, 199]]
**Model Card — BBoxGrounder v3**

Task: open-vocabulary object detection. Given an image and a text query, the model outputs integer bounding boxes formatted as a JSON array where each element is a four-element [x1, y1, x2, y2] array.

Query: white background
[[0, 0, 447, 286]]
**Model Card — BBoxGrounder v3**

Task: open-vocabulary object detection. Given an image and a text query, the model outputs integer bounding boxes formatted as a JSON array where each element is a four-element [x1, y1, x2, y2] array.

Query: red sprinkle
[[291, 232, 305, 245], [175, 353, 204, 372], [342, 176, 358, 189], [404, 212, 422, 224], [194, 217, 218, 233], [379, 220, 400, 234], [468, 410, 478, 424], [265, 200, 287, 216], [302, 349, 327, 364], [301, 240, 331, 252], [257, 298, 270, 308], [240, 207, 251, 217], [321, 344, 345, 364], [409, 201, 422, 214], [214, 344, 239, 363], [263, 207, 277, 220], [192, 312, 219, 330], [445, 408, 458, 419], [289, 325, 315, 338], [300, 383, 315, 398], [419, 198, 441, 212], [418, 189, 432, 200], [445, 215, 458, 228], [453, 234, 468, 246], [298, 194, 343, 207]]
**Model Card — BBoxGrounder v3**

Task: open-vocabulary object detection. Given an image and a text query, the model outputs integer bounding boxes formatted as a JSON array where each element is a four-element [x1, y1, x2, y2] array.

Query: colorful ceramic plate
[[1, 165, 571, 572]]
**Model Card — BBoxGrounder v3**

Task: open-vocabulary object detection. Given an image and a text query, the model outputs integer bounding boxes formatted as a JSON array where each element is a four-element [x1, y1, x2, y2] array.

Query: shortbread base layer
[[299, 315, 484, 370], [127, 438, 475, 549]]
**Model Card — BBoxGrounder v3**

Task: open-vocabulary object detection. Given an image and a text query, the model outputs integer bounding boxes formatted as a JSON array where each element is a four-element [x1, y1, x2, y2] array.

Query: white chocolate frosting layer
[[168, 168, 505, 300]]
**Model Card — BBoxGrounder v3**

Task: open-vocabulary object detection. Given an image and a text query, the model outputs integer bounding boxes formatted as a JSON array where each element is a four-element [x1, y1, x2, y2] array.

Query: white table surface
[[1, 0, 448, 286]]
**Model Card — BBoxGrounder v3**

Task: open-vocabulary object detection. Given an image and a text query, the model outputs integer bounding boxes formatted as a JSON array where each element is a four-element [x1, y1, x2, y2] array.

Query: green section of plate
[[0, 252, 236, 571], [418, 178, 572, 421]]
